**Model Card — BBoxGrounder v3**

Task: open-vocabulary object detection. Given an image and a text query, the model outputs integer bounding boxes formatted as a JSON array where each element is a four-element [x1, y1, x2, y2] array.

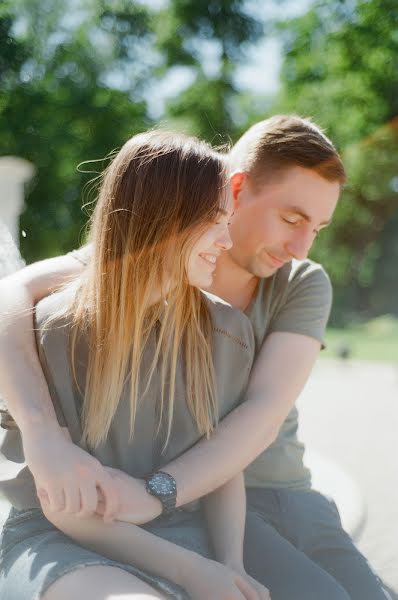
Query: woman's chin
[[189, 272, 214, 289]]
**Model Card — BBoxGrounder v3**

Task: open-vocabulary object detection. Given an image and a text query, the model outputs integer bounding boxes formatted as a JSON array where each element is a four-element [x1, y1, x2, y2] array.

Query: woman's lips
[[199, 253, 218, 268]]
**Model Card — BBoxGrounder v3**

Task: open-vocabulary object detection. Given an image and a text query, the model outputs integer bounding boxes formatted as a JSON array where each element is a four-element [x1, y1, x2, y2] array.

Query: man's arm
[[166, 331, 320, 506], [0, 255, 123, 520], [105, 331, 320, 520], [0, 255, 81, 430]]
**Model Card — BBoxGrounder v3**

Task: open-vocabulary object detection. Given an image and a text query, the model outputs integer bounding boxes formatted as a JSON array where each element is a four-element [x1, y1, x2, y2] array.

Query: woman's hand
[[225, 563, 271, 600], [23, 426, 121, 521], [96, 467, 162, 524], [180, 555, 271, 600]]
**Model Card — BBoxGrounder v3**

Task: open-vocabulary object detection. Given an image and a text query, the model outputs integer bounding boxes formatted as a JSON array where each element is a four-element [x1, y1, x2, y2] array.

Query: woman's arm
[[0, 256, 122, 520], [43, 506, 262, 600], [203, 474, 271, 599], [203, 473, 246, 569]]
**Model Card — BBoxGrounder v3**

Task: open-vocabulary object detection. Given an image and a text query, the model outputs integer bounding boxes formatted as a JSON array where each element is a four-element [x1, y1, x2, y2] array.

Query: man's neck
[[207, 253, 259, 311]]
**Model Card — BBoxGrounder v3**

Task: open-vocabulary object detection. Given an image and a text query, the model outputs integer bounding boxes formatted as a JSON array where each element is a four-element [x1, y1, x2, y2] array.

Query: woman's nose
[[216, 226, 233, 251]]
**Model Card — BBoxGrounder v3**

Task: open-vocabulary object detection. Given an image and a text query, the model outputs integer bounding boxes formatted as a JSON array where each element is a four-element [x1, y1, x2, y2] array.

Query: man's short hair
[[229, 115, 346, 187]]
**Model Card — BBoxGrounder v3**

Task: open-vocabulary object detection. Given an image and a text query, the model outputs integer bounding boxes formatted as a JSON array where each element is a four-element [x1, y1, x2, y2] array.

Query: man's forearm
[[0, 255, 82, 434], [0, 278, 59, 433], [168, 396, 277, 507], [165, 332, 321, 507]]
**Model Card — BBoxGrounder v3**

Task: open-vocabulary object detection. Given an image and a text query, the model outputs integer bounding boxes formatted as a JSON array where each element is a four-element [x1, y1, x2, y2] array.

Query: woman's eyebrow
[[218, 208, 235, 218]]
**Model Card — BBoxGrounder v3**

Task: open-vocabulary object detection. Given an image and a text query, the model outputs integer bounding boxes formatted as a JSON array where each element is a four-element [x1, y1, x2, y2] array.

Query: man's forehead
[[252, 169, 340, 222]]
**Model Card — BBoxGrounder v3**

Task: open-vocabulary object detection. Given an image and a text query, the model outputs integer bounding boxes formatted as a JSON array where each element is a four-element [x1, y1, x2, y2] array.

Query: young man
[[0, 115, 388, 599]]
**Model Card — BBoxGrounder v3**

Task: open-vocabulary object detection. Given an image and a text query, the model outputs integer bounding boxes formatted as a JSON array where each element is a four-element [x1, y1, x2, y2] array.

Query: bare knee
[[41, 565, 167, 600]]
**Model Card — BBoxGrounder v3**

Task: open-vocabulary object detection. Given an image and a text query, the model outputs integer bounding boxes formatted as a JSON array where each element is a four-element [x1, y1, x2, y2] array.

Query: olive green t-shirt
[[65, 250, 333, 490], [0, 286, 255, 510], [243, 258, 333, 490]]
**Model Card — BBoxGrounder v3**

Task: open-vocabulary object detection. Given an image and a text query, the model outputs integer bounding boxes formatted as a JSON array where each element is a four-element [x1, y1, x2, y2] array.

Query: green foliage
[[159, 0, 263, 140], [2, 0, 397, 325], [273, 0, 398, 322], [0, 0, 153, 261], [277, 0, 398, 146]]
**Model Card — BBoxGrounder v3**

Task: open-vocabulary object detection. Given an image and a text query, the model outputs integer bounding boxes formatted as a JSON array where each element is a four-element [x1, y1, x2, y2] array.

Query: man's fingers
[[96, 473, 120, 522], [77, 481, 99, 519], [64, 485, 81, 515], [45, 486, 66, 513]]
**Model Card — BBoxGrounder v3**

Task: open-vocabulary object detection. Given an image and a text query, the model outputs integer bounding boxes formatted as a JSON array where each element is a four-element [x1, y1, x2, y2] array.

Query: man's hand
[[22, 426, 121, 521], [96, 467, 162, 525]]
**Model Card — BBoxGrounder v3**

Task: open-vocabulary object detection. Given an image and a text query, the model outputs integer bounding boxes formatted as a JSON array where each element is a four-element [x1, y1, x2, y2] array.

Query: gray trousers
[[244, 488, 390, 600]]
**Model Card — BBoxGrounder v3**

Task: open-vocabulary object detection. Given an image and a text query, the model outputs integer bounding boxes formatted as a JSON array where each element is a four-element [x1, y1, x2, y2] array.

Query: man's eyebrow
[[283, 206, 331, 227]]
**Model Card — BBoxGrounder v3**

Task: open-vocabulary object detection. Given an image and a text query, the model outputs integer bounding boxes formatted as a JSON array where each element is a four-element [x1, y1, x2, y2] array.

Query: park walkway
[[298, 358, 398, 596]]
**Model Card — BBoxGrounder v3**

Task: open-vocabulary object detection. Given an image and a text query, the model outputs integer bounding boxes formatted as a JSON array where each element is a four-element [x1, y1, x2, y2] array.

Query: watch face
[[148, 473, 176, 497]]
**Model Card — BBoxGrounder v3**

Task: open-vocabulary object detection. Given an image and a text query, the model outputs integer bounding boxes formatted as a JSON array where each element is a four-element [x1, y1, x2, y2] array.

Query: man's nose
[[285, 231, 313, 260]]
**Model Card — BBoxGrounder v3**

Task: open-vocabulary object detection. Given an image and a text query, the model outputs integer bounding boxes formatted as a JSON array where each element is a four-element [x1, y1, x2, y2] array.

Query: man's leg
[[244, 509, 350, 600], [247, 487, 389, 600], [282, 489, 390, 600]]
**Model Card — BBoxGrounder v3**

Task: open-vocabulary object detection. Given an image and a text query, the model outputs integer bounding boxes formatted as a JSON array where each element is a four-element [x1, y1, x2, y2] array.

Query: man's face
[[229, 166, 340, 278]]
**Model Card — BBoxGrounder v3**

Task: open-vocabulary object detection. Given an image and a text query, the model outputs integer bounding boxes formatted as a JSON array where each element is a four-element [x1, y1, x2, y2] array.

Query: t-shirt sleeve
[[268, 262, 333, 347], [67, 243, 92, 266]]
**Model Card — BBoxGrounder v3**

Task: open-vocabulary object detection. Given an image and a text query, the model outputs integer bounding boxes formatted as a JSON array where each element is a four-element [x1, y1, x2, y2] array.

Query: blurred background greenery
[[1, 0, 397, 356]]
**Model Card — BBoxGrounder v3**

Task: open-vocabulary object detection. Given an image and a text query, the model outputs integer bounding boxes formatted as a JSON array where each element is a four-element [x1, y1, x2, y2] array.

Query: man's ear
[[230, 172, 247, 208]]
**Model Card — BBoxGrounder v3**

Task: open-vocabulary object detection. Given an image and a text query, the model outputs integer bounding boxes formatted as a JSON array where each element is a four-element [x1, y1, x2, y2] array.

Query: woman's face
[[186, 191, 234, 289]]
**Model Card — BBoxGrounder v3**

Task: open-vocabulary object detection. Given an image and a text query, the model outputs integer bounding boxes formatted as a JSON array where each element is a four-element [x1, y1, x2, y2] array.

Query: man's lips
[[264, 252, 288, 268]]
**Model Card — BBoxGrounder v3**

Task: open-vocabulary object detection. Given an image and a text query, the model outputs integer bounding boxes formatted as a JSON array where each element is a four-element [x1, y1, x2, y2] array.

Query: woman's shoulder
[[35, 284, 78, 338], [201, 290, 254, 355]]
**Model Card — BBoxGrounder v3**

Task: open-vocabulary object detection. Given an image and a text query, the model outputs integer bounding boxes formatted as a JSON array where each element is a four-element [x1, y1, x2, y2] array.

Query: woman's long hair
[[61, 131, 228, 448]]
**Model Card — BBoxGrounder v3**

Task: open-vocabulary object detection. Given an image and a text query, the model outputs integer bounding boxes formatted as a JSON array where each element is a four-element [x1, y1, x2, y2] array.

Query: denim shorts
[[0, 506, 211, 600]]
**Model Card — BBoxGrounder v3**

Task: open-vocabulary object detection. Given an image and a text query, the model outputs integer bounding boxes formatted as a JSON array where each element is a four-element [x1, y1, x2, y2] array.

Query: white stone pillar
[[0, 156, 35, 247]]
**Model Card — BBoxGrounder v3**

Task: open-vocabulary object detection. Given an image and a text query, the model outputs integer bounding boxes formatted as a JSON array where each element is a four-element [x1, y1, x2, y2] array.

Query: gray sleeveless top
[[0, 287, 254, 510]]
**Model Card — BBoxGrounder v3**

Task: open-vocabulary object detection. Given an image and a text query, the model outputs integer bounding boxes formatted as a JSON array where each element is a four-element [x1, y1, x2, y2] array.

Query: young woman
[[0, 131, 269, 600]]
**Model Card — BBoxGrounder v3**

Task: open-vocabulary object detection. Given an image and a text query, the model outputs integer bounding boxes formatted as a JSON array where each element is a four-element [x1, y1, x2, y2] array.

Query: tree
[[273, 0, 398, 321], [157, 0, 264, 141], [0, 0, 154, 261]]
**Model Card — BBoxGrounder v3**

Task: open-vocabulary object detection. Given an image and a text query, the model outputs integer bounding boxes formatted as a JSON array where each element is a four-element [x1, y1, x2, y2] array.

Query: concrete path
[[298, 358, 398, 596]]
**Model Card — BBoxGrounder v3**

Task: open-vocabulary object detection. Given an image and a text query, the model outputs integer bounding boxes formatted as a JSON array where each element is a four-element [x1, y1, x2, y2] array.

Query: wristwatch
[[145, 471, 177, 516]]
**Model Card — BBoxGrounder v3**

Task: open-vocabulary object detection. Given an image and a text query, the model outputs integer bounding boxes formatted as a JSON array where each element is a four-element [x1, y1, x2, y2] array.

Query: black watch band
[[145, 471, 177, 516]]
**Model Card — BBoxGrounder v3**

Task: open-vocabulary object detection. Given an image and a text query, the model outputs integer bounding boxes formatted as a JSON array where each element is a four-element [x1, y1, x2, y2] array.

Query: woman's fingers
[[235, 575, 260, 600]]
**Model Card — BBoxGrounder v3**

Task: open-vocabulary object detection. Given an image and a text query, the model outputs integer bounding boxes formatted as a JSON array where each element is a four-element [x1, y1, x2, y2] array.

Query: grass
[[323, 315, 398, 362]]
